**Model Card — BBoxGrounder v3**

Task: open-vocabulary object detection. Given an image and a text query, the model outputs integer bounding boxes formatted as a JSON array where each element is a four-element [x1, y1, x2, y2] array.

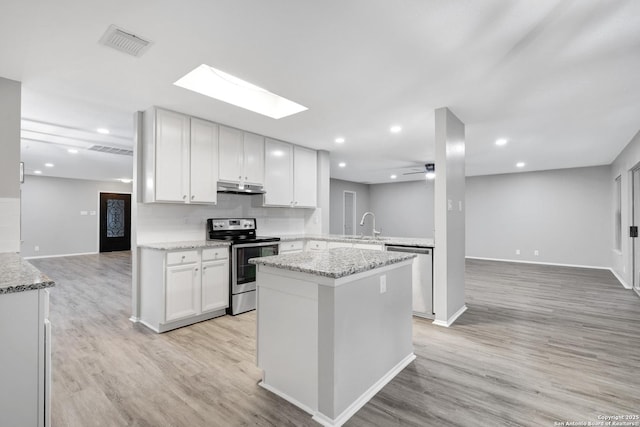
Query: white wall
[[21, 175, 132, 258], [369, 180, 434, 238], [329, 179, 371, 235], [610, 129, 640, 288], [466, 165, 612, 268], [0, 77, 21, 252]]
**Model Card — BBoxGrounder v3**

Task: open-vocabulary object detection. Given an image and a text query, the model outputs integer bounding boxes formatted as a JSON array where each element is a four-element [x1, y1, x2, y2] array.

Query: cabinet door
[[243, 132, 265, 184], [165, 264, 200, 322], [263, 138, 293, 206], [155, 109, 190, 202], [293, 146, 317, 207], [190, 118, 218, 204], [218, 126, 244, 183], [201, 260, 229, 312]]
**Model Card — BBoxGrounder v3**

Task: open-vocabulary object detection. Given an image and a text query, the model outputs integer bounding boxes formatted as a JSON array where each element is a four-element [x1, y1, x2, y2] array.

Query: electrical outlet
[[447, 199, 453, 211], [35, 246, 39, 252], [534, 250, 539, 256], [380, 275, 387, 294], [515, 249, 520, 255], [80, 211, 88, 216]]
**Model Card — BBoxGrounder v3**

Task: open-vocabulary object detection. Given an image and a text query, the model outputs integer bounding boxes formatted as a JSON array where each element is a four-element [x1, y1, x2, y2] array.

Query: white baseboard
[[312, 353, 417, 427], [465, 256, 610, 270], [432, 304, 467, 328], [23, 251, 98, 260], [609, 268, 631, 289], [129, 316, 140, 323], [258, 381, 316, 417]]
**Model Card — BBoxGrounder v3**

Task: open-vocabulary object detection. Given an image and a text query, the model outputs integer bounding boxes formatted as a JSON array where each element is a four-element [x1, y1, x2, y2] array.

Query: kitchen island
[[250, 247, 416, 427]]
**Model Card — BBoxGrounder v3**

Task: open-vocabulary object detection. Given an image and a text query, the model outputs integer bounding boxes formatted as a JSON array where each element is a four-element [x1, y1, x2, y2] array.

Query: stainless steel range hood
[[217, 181, 266, 195]]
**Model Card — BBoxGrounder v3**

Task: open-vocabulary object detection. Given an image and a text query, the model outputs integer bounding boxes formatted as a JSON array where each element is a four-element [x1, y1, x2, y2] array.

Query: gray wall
[[21, 175, 132, 258], [610, 129, 640, 288], [369, 180, 434, 238], [329, 179, 372, 235], [466, 165, 612, 267]]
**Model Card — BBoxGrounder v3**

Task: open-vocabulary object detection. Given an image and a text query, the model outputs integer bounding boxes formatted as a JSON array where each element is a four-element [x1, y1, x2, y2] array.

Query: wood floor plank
[[29, 253, 640, 427]]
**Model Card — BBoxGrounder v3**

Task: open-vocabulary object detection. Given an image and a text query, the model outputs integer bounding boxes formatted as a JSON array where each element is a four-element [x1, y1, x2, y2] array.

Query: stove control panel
[[208, 218, 256, 231]]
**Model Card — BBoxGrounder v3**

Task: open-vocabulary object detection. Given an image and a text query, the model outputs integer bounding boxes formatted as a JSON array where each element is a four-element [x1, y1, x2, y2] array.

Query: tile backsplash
[[136, 193, 318, 244]]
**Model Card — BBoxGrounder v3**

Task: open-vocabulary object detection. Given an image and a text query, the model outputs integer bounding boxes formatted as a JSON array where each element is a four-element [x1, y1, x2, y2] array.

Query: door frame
[[98, 192, 132, 253], [632, 167, 640, 293], [343, 190, 356, 236]]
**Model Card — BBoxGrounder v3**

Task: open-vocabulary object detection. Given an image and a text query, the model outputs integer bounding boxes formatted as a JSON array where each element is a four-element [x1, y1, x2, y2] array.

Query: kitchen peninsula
[[250, 247, 416, 427]]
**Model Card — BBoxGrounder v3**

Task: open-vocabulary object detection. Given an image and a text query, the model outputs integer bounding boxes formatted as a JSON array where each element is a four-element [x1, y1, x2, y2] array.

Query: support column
[[0, 77, 22, 253], [433, 107, 467, 327]]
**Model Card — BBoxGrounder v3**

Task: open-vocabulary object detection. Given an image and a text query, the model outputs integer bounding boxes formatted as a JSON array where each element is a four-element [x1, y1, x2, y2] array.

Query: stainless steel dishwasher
[[385, 245, 433, 318]]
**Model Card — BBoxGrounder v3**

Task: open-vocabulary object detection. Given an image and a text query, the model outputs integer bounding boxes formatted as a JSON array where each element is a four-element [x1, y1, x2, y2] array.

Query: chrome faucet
[[359, 212, 381, 238]]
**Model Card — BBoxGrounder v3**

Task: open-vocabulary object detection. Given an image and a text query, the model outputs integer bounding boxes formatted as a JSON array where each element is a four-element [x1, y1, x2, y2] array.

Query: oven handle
[[232, 241, 280, 249]]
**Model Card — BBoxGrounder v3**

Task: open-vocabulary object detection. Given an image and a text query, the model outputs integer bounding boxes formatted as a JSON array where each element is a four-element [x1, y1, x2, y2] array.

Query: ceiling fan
[[402, 163, 435, 179]]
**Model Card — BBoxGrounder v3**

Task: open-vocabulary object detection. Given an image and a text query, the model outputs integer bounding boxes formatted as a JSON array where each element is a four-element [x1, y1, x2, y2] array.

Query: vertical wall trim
[[317, 150, 331, 234], [131, 111, 143, 321]]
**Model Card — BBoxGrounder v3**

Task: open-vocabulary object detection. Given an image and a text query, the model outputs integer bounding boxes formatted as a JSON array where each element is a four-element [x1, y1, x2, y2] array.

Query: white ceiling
[[1, 0, 639, 184]]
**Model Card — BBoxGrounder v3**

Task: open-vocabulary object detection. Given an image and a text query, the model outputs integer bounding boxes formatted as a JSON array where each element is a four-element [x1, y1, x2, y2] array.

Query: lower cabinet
[[279, 240, 304, 254], [139, 247, 229, 333]]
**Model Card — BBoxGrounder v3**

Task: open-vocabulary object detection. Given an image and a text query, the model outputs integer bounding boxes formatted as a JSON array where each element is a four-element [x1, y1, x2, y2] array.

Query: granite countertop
[[278, 234, 434, 248], [138, 240, 231, 250], [249, 247, 416, 279], [0, 253, 55, 295]]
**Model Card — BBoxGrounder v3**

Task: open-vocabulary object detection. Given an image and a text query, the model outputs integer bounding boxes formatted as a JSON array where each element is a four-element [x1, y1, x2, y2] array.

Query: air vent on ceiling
[[88, 145, 134, 156], [99, 25, 152, 57]]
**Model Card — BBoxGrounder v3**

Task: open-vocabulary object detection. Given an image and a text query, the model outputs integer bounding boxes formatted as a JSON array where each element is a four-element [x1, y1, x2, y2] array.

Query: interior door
[[99, 193, 131, 252], [343, 191, 356, 235]]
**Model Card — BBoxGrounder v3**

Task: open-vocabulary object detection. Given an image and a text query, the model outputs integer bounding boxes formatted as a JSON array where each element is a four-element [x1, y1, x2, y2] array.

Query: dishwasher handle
[[386, 245, 431, 255]]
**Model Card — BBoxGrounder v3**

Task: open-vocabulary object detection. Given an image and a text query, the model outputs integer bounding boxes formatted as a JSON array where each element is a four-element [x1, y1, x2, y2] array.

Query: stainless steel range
[[206, 218, 280, 315]]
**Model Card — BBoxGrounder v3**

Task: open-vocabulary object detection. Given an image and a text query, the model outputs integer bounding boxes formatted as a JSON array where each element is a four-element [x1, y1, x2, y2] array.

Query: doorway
[[633, 168, 640, 293], [99, 193, 131, 252], [343, 191, 356, 236]]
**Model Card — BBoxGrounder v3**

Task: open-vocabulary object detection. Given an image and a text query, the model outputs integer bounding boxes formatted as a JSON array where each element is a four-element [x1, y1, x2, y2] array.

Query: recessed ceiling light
[[495, 138, 508, 146], [335, 137, 345, 144], [338, 162, 346, 168], [68, 148, 79, 154], [425, 172, 436, 180], [390, 174, 397, 179], [97, 128, 110, 135], [272, 150, 285, 157], [516, 162, 525, 168], [390, 125, 402, 133], [44, 163, 54, 167], [34, 170, 42, 174], [119, 178, 132, 184], [174, 64, 308, 119]]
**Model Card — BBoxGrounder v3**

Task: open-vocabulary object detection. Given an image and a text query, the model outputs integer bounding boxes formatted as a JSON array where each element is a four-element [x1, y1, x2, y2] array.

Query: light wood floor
[[30, 253, 640, 427]]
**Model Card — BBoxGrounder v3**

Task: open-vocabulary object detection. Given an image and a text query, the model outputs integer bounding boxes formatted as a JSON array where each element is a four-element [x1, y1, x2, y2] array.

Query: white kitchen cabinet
[[327, 241, 352, 249], [293, 146, 317, 207], [0, 289, 50, 427], [165, 263, 200, 322], [264, 138, 317, 208], [152, 108, 190, 202], [142, 108, 219, 204], [306, 240, 327, 251], [218, 125, 265, 185], [139, 247, 229, 333], [201, 247, 229, 313], [190, 118, 219, 204], [264, 138, 293, 206], [279, 240, 304, 254]]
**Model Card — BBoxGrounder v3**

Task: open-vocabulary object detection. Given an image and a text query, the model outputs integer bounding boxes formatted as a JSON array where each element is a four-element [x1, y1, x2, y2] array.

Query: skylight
[[174, 64, 308, 119]]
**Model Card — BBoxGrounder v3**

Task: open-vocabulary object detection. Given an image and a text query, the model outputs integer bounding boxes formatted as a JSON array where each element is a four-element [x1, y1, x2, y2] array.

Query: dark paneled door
[[99, 193, 131, 252]]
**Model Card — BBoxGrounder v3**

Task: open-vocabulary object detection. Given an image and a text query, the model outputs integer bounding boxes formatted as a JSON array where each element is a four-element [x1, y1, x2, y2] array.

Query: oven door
[[231, 242, 279, 295]]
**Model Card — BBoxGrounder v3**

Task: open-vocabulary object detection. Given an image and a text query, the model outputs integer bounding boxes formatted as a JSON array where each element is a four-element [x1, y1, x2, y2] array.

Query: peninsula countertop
[[138, 240, 231, 251], [249, 247, 416, 279], [0, 252, 55, 295]]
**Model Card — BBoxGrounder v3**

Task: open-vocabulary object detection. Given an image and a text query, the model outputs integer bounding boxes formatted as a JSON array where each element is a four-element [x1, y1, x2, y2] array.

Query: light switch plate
[[80, 211, 88, 216], [380, 275, 387, 294], [447, 199, 453, 211]]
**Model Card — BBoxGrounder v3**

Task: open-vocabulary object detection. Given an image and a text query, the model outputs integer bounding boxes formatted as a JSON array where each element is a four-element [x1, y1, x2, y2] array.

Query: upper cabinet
[[264, 138, 317, 208], [218, 126, 264, 185], [142, 108, 218, 204]]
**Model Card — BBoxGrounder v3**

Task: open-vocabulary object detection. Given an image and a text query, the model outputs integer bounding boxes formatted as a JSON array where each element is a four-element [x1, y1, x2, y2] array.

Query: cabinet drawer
[[279, 241, 304, 252], [202, 247, 229, 261], [306, 240, 327, 251], [166, 250, 199, 265]]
